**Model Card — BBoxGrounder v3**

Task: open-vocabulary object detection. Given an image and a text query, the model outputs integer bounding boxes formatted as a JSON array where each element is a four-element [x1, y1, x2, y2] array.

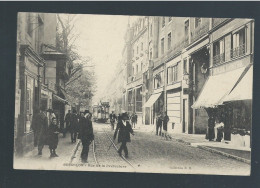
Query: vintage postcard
[[13, 12, 253, 175]]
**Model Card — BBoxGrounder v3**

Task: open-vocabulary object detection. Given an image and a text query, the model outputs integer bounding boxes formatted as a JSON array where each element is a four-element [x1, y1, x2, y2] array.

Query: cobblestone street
[[15, 122, 250, 175]]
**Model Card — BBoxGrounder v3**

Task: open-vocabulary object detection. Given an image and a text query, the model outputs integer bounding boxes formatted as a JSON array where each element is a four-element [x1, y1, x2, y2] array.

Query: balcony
[[212, 18, 229, 28], [172, 36, 189, 55], [48, 80, 57, 92], [213, 53, 225, 65], [230, 44, 246, 59], [190, 20, 210, 44]]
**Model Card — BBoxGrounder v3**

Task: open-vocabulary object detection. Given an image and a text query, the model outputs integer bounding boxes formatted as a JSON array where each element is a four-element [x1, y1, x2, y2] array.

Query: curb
[[197, 145, 251, 164], [169, 134, 250, 164], [69, 140, 81, 163]]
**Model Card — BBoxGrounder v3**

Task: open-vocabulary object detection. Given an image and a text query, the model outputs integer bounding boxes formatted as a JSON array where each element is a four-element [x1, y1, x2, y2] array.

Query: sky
[[70, 14, 129, 104], [62, 14, 141, 104]]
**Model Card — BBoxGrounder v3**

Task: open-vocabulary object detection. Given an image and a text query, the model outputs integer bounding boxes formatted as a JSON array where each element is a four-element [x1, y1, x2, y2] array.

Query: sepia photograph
[[13, 12, 253, 176]]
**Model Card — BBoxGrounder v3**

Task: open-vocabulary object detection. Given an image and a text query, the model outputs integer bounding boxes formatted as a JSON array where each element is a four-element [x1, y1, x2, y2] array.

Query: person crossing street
[[113, 112, 134, 158]]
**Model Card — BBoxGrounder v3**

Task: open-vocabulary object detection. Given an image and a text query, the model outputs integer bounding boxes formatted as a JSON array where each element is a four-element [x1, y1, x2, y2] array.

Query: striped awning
[[192, 66, 247, 109], [223, 66, 253, 102]]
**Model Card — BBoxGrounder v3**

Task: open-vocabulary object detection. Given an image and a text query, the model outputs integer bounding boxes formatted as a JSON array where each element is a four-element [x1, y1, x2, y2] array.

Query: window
[[150, 24, 153, 36], [213, 38, 225, 65], [231, 28, 246, 58], [27, 14, 33, 37], [161, 38, 165, 55], [136, 65, 138, 73], [132, 67, 134, 75], [141, 42, 143, 51], [195, 18, 201, 28], [162, 17, 165, 28], [150, 50, 153, 60], [167, 63, 180, 84], [169, 17, 172, 22], [183, 59, 188, 74], [137, 46, 139, 54], [136, 87, 142, 112], [184, 20, 189, 37], [167, 67, 173, 84], [168, 32, 172, 50], [141, 62, 143, 71]]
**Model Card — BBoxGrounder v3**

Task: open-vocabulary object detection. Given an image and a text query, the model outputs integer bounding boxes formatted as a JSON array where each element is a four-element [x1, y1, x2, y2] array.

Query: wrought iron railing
[[173, 36, 189, 54], [213, 53, 225, 65], [190, 20, 210, 43], [212, 18, 228, 28], [48, 80, 57, 91], [230, 44, 246, 59]]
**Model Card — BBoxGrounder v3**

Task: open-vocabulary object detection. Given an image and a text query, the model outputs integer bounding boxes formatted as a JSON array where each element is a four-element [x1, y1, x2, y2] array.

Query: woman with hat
[[113, 112, 134, 158]]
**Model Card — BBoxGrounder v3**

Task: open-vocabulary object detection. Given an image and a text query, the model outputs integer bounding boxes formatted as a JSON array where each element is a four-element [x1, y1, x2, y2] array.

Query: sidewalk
[[136, 124, 251, 164]]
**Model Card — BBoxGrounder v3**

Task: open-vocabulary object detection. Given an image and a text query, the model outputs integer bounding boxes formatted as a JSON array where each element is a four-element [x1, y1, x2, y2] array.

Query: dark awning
[[53, 94, 68, 104]]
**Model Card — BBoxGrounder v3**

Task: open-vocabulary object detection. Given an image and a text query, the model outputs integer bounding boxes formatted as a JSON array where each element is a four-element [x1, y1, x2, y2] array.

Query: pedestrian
[[31, 105, 48, 155], [47, 117, 60, 158], [134, 113, 138, 128], [208, 115, 215, 141], [113, 112, 134, 158], [109, 111, 116, 130], [70, 109, 79, 143], [156, 113, 163, 136], [64, 110, 72, 138], [78, 110, 94, 163], [163, 111, 170, 140]]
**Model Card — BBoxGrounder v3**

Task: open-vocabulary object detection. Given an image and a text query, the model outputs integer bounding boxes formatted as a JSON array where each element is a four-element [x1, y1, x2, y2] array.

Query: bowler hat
[[121, 112, 129, 120]]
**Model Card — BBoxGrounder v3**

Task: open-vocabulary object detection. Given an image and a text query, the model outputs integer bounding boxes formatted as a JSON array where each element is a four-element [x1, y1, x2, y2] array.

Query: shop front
[[192, 65, 252, 147], [16, 45, 44, 155]]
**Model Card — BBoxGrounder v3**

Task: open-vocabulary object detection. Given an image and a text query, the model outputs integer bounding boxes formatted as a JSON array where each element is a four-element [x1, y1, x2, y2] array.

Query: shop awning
[[143, 92, 162, 107], [223, 66, 253, 102], [192, 67, 247, 109], [53, 94, 68, 104]]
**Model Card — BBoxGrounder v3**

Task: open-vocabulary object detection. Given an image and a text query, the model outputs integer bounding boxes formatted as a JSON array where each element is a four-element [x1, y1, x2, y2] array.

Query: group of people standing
[[31, 107, 94, 162], [64, 109, 95, 163], [155, 111, 171, 140], [31, 106, 60, 157]]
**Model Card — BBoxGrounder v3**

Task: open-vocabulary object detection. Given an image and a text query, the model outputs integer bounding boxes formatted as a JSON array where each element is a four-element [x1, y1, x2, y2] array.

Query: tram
[[92, 102, 110, 123]]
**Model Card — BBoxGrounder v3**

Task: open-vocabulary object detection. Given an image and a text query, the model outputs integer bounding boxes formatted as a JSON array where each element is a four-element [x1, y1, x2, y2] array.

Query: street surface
[[14, 122, 250, 175]]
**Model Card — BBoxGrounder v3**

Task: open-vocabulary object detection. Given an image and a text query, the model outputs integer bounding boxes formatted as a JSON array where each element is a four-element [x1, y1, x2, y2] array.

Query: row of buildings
[[15, 13, 72, 155], [119, 16, 253, 147]]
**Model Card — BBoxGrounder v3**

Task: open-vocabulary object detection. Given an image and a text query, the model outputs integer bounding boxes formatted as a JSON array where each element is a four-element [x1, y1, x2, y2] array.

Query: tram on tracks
[[92, 102, 110, 123]]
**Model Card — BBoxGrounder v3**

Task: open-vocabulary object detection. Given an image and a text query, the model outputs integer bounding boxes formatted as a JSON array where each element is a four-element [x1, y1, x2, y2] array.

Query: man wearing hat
[[113, 112, 134, 158], [69, 109, 79, 143], [78, 110, 94, 163]]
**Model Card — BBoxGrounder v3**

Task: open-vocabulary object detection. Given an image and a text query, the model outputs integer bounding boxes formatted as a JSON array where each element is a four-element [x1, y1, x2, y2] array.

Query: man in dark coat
[[113, 112, 134, 158], [64, 110, 72, 137], [70, 109, 79, 143], [156, 113, 163, 136], [31, 106, 48, 155], [208, 115, 215, 141], [109, 111, 117, 130], [78, 110, 94, 163], [163, 111, 170, 140]]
